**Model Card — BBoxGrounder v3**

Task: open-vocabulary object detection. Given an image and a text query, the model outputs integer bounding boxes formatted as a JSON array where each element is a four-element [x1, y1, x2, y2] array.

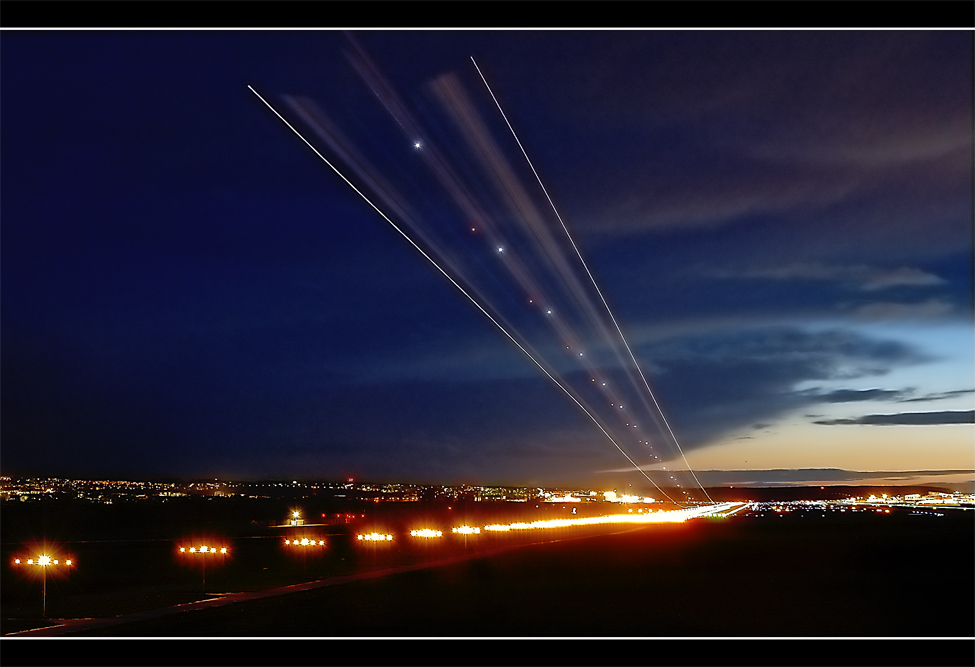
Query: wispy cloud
[[681, 468, 975, 487], [712, 262, 946, 292], [898, 388, 975, 404], [813, 410, 974, 426], [639, 326, 935, 447], [849, 298, 956, 321], [798, 387, 911, 403]]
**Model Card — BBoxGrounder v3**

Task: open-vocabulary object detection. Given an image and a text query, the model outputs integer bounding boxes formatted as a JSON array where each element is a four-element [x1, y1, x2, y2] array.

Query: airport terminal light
[[13, 552, 74, 616]]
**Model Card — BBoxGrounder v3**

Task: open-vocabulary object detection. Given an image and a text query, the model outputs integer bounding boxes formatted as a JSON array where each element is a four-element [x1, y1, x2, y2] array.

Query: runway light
[[12, 551, 75, 616], [410, 529, 443, 538], [357, 533, 393, 541]]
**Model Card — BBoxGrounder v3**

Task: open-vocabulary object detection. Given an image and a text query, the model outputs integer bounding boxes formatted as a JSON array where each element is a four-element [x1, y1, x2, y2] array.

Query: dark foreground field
[[5, 507, 971, 638], [73, 515, 973, 639], [3, 499, 973, 665]]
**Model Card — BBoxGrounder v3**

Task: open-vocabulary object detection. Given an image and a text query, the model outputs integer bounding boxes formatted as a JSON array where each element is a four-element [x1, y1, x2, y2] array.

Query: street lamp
[[13, 553, 73, 617], [356, 532, 392, 566], [410, 529, 442, 562], [284, 536, 326, 574], [178, 544, 229, 593], [451, 525, 480, 553]]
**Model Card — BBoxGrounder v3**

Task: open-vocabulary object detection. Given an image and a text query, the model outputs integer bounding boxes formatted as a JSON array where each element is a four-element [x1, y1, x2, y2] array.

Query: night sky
[[2, 30, 972, 488]]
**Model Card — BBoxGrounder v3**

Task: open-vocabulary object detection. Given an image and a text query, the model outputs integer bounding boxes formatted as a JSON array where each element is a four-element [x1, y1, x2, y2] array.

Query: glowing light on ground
[[410, 529, 443, 538], [285, 538, 325, 546], [482, 503, 744, 532], [357, 533, 393, 541]]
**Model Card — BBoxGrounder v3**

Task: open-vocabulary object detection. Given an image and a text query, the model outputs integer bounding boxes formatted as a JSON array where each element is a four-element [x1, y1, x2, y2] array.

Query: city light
[[451, 525, 481, 535]]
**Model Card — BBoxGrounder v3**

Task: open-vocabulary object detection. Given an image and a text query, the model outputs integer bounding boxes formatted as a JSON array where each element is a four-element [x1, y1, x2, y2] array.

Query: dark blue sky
[[2, 30, 972, 488]]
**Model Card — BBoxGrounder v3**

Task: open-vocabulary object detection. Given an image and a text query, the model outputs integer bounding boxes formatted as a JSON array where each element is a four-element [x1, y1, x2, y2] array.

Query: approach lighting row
[[179, 545, 228, 554], [13, 556, 72, 566]]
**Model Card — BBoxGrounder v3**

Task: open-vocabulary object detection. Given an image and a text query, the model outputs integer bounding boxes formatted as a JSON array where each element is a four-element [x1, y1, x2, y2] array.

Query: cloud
[[859, 267, 948, 292], [799, 387, 910, 403], [639, 326, 934, 448], [678, 468, 975, 487], [712, 262, 946, 292], [558, 33, 972, 269], [812, 410, 974, 426], [849, 298, 955, 321], [898, 389, 975, 404]]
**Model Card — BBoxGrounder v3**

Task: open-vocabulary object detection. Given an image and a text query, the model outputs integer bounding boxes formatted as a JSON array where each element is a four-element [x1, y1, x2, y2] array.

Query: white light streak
[[249, 84, 679, 504], [471, 58, 713, 505]]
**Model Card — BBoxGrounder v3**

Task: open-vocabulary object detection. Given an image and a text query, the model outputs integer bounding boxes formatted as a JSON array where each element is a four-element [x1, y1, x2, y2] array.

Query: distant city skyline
[[2, 30, 972, 487]]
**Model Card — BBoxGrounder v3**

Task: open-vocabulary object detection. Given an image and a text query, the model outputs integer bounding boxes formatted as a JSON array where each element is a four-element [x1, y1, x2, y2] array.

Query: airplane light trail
[[471, 57, 714, 504], [479, 503, 744, 531], [248, 84, 680, 505]]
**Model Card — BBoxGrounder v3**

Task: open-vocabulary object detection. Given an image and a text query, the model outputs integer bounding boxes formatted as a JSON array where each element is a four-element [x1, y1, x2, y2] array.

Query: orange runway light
[[284, 537, 326, 546], [356, 533, 393, 541], [410, 529, 443, 538]]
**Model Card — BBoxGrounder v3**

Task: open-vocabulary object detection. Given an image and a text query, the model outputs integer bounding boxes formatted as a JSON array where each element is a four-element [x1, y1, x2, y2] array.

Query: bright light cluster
[[285, 538, 325, 546], [451, 525, 480, 535], [410, 529, 443, 538], [482, 504, 742, 532], [15, 555, 72, 566], [179, 545, 228, 554], [546, 494, 581, 503], [357, 533, 393, 541]]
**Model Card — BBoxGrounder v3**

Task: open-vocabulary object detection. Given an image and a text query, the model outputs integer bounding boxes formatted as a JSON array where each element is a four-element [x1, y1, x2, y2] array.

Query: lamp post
[[410, 529, 443, 562], [13, 554, 73, 617], [356, 532, 392, 566], [284, 537, 325, 574], [178, 544, 228, 593], [451, 525, 480, 553]]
